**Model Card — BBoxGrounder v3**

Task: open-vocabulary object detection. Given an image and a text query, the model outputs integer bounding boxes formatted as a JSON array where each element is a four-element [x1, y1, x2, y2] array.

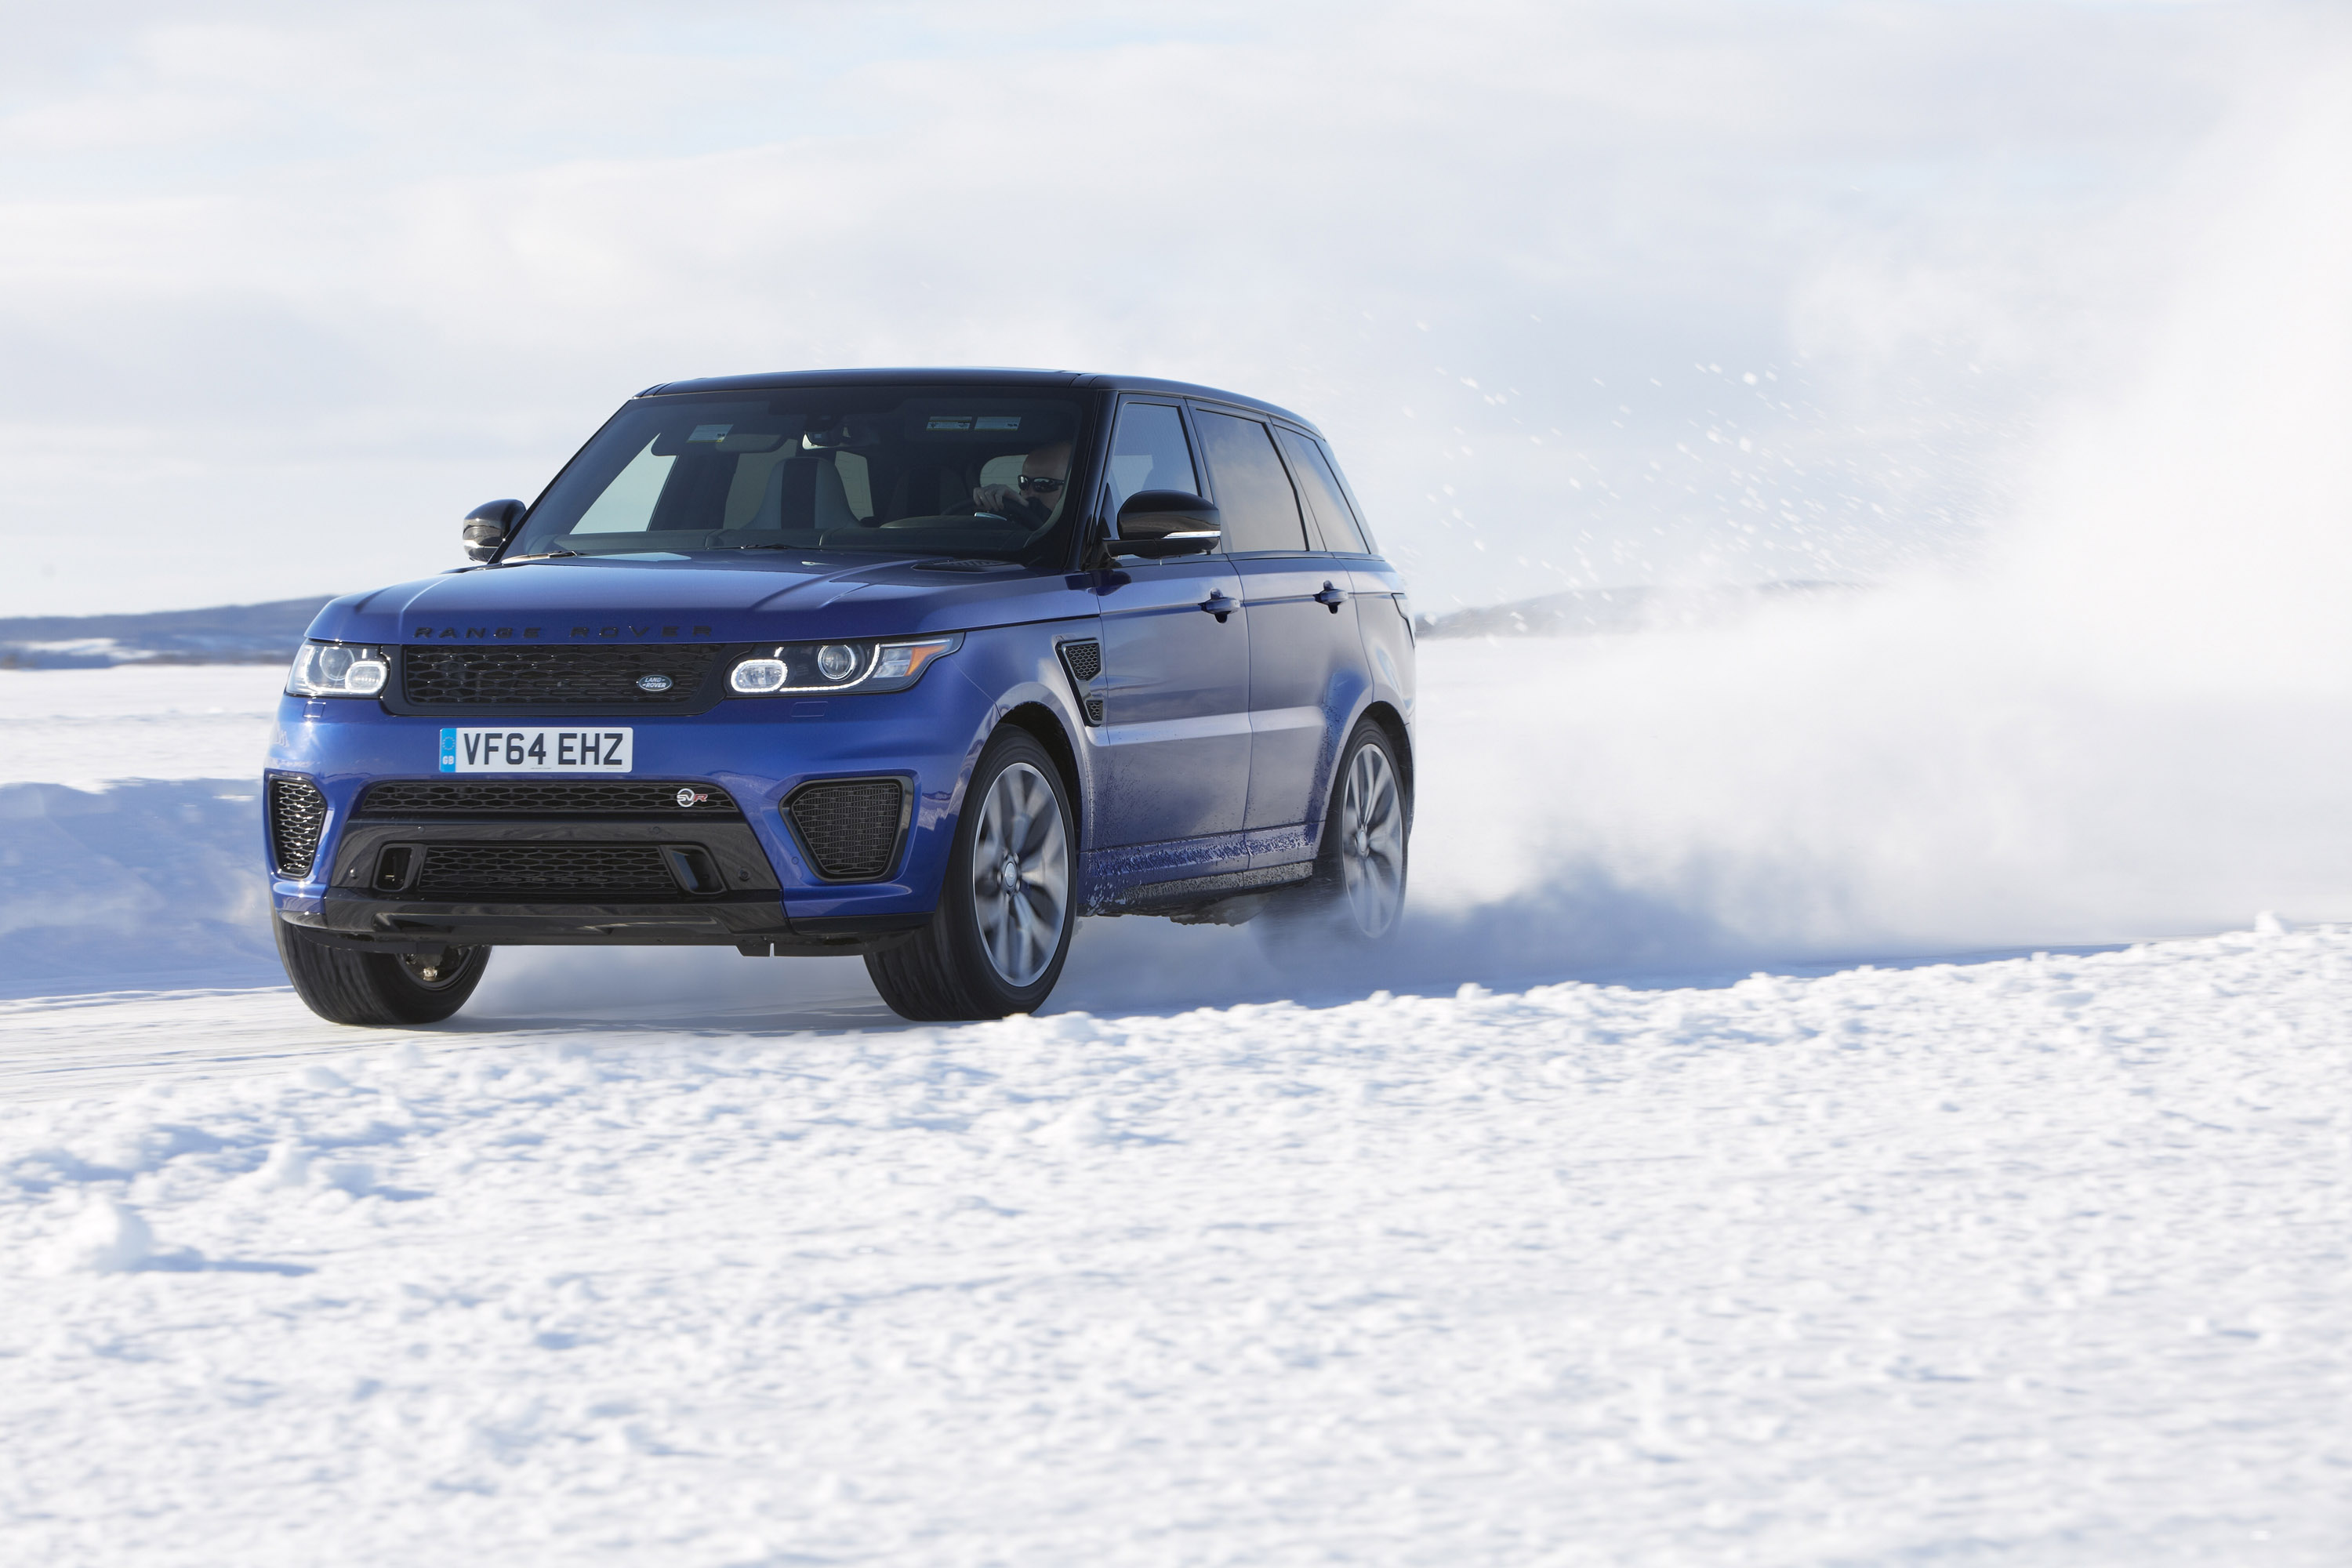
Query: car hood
[[308, 553, 1095, 648]]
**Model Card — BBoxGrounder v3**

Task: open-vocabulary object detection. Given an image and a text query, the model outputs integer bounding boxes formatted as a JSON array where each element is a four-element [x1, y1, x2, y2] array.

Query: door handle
[[1315, 582, 1347, 612], [1199, 591, 1236, 622]]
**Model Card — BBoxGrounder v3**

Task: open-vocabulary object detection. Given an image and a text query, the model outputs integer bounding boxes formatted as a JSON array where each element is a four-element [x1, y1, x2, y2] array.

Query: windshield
[[507, 387, 1092, 567]]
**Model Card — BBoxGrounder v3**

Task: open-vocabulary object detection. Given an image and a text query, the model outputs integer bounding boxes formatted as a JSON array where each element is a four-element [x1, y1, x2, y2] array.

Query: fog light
[[730, 658, 786, 693], [816, 644, 858, 681]]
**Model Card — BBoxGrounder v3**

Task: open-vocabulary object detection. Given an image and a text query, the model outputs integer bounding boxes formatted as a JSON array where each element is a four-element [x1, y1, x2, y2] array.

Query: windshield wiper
[[495, 548, 580, 564]]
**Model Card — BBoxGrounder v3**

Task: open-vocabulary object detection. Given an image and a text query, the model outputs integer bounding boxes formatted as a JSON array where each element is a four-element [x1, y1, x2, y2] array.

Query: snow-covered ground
[[0, 666, 283, 786], [4, 644, 2350, 1563], [6, 929, 2347, 1563]]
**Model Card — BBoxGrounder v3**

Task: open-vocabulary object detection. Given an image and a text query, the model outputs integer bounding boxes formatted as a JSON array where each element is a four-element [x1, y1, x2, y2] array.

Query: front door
[[1090, 400, 1252, 867]]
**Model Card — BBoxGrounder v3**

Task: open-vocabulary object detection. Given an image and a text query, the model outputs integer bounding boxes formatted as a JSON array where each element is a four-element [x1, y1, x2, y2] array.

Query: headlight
[[288, 640, 390, 698], [728, 634, 962, 696]]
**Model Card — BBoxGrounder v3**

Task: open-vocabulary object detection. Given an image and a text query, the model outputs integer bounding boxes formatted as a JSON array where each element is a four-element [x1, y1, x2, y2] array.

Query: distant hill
[[0, 597, 336, 669], [1415, 581, 1861, 639]]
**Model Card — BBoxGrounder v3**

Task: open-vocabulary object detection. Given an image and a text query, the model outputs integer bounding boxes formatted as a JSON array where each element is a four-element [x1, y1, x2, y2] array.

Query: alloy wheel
[[1338, 742, 1405, 936], [968, 761, 1070, 987]]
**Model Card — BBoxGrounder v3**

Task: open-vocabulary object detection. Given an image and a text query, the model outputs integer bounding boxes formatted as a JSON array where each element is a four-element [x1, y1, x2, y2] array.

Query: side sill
[[1087, 862, 1312, 916]]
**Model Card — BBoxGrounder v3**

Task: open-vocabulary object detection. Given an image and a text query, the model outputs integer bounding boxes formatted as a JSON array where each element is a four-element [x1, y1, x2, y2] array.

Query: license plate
[[439, 728, 633, 773]]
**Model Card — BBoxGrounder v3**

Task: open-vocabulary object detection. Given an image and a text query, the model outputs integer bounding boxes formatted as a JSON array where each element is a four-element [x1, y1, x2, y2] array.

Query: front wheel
[[1264, 718, 1410, 953], [865, 728, 1076, 1021], [274, 922, 491, 1026]]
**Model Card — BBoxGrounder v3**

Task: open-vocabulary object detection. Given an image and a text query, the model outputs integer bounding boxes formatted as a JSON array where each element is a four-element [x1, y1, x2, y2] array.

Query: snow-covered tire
[[1263, 717, 1410, 956], [274, 922, 491, 1026], [866, 728, 1076, 1022]]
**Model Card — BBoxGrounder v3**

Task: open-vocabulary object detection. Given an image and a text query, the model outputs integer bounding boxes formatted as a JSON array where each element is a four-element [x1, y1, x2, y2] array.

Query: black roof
[[636, 367, 1319, 437]]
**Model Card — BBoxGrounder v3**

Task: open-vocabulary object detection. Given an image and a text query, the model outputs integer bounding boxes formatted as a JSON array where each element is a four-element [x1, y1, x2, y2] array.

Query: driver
[[971, 441, 1072, 528]]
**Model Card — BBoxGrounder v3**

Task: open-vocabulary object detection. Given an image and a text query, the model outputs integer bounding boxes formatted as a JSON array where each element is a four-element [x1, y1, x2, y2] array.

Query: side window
[[1274, 427, 1371, 554], [1193, 409, 1308, 554], [1317, 440, 1377, 554], [1106, 401, 1198, 517]]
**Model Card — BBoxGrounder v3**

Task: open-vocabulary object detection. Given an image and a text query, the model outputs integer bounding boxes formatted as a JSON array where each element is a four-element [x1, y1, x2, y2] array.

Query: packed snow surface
[[5, 928, 2347, 1564], [0, 665, 281, 786]]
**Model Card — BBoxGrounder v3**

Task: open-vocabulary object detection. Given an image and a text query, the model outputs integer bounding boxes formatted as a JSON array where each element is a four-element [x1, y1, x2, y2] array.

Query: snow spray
[[1380, 61, 2352, 985]]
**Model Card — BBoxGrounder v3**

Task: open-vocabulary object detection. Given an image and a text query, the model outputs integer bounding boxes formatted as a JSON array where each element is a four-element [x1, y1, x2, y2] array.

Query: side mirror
[[462, 499, 527, 563], [1102, 490, 1221, 562]]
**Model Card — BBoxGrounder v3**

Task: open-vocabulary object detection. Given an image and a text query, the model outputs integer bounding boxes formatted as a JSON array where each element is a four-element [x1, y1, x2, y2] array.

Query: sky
[[0, 0, 2325, 617]]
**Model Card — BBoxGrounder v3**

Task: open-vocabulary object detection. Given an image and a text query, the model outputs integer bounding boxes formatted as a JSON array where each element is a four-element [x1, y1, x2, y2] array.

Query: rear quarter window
[[1274, 426, 1373, 554]]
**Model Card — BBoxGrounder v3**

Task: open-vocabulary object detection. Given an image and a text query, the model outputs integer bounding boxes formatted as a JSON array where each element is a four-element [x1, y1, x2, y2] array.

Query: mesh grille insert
[[269, 776, 328, 877], [358, 780, 739, 816], [786, 779, 907, 882], [401, 645, 726, 708], [1058, 638, 1102, 683], [412, 843, 681, 895]]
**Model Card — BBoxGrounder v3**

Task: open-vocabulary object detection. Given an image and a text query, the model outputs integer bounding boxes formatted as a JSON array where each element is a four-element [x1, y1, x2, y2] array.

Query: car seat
[[744, 456, 860, 538]]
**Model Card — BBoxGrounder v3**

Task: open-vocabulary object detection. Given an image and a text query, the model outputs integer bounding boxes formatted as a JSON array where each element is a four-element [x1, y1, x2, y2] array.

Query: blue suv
[[265, 370, 1414, 1023]]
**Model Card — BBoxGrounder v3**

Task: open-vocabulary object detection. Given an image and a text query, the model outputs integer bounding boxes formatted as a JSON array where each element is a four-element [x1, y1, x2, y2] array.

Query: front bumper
[[265, 677, 988, 947]]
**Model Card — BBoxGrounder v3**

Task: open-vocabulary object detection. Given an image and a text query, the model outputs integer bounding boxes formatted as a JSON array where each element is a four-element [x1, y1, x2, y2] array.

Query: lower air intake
[[269, 776, 328, 877], [357, 780, 740, 816], [786, 779, 908, 882], [412, 843, 681, 896]]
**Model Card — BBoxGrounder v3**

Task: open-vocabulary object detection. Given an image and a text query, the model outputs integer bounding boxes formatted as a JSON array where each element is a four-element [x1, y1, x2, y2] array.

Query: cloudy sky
[[0, 1, 2327, 617]]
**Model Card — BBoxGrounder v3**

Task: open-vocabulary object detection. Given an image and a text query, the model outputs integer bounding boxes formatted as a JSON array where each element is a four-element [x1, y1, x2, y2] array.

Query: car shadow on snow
[[445, 871, 2145, 1039]]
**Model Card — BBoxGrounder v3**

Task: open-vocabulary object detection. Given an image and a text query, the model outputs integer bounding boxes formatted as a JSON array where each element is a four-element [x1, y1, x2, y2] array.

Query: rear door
[[1088, 398, 1252, 861], [1190, 405, 1366, 860], [1278, 426, 1415, 730]]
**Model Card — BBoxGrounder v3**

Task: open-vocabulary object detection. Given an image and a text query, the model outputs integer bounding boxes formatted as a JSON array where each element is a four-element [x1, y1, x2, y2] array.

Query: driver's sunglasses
[[1017, 474, 1065, 494]]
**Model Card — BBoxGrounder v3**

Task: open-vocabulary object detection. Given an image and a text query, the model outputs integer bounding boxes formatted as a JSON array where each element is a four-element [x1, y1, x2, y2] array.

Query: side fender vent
[[1057, 639, 1103, 724]]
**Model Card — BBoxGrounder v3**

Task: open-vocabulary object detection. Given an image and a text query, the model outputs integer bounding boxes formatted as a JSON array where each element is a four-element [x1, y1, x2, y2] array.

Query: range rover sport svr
[[264, 369, 1414, 1024]]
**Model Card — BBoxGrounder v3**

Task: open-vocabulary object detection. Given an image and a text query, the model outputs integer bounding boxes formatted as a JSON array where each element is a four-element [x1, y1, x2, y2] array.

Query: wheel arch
[[1356, 699, 1414, 822], [997, 701, 1083, 840]]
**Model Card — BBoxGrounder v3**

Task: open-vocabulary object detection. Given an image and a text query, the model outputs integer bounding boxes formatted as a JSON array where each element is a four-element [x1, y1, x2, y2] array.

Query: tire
[[274, 921, 492, 1027], [1263, 717, 1410, 956], [866, 728, 1076, 1022]]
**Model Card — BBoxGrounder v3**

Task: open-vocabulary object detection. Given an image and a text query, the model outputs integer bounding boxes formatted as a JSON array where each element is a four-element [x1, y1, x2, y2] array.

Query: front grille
[[401, 645, 727, 708], [410, 843, 680, 895], [785, 779, 907, 881], [357, 780, 740, 816], [269, 776, 328, 877]]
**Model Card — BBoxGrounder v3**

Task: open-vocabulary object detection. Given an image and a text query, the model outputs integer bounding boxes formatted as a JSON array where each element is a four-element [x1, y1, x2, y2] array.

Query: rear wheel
[[866, 729, 1076, 1021], [1263, 718, 1410, 955], [274, 922, 491, 1026]]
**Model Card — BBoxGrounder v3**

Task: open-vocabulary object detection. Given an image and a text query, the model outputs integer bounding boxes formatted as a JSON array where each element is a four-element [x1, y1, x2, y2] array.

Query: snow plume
[[1375, 60, 2352, 983]]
